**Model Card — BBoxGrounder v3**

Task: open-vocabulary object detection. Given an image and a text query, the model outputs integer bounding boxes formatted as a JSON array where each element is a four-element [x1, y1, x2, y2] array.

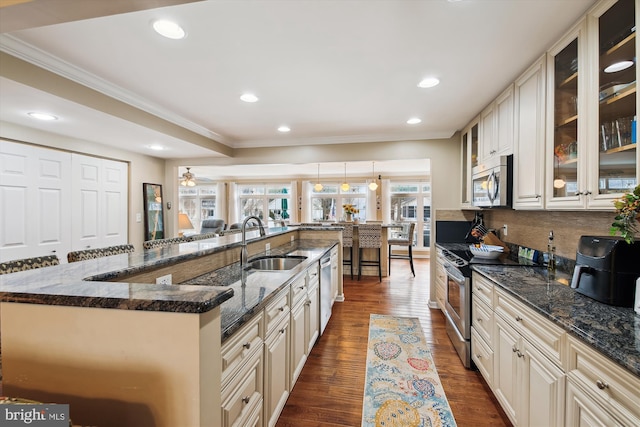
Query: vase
[[345, 213, 352, 222]]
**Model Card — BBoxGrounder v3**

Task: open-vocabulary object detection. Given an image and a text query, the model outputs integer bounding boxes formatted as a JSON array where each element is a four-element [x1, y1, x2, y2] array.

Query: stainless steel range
[[437, 244, 522, 368]]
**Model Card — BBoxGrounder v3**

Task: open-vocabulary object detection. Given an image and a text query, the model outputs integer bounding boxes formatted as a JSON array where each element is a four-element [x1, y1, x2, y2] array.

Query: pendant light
[[340, 163, 350, 192], [313, 164, 324, 192], [181, 167, 196, 187], [368, 162, 378, 191]]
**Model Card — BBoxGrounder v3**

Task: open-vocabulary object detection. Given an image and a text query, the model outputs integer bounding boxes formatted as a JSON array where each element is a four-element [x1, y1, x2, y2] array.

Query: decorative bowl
[[469, 244, 504, 259]]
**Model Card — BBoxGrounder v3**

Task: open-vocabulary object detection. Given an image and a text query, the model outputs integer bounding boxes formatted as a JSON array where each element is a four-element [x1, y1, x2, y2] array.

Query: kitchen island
[[0, 226, 341, 427]]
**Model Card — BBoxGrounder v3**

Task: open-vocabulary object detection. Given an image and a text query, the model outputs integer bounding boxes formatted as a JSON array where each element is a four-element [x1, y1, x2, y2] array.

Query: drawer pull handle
[[243, 342, 251, 350], [516, 350, 524, 358], [596, 380, 609, 390], [279, 306, 285, 312], [279, 328, 286, 334], [515, 316, 523, 322], [475, 354, 482, 359], [299, 286, 305, 290], [476, 318, 482, 323], [512, 346, 518, 353], [305, 300, 311, 306], [242, 396, 251, 404]]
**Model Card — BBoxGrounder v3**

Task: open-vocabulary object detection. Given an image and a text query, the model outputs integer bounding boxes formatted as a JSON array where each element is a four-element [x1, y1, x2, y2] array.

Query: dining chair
[[67, 244, 135, 263], [357, 223, 382, 281], [388, 222, 416, 277], [0, 255, 59, 275], [332, 223, 354, 280]]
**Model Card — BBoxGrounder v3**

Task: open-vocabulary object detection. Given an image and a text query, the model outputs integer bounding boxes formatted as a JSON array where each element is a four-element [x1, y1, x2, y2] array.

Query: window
[[179, 185, 216, 232], [310, 183, 367, 222], [389, 181, 431, 249], [238, 184, 291, 227]]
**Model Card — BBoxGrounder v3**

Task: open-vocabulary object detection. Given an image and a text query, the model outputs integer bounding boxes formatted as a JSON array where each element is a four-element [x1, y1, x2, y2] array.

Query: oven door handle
[[443, 263, 466, 284]]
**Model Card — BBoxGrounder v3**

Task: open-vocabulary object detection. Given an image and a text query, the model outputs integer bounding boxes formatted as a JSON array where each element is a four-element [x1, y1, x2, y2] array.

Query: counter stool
[[0, 255, 59, 275], [388, 222, 415, 277], [357, 223, 382, 282], [68, 244, 134, 262], [333, 223, 354, 280]]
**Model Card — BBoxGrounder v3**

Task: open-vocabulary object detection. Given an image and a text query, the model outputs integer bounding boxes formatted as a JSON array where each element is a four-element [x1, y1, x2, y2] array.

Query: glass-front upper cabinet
[[546, 19, 586, 208], [594, 0, 637, 200], [461, 131, 469, 206]]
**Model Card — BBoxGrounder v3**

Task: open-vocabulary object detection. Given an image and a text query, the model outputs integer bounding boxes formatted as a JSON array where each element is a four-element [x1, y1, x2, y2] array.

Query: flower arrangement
[[343, 204, 359, 215], [610, 184, 640, 244]]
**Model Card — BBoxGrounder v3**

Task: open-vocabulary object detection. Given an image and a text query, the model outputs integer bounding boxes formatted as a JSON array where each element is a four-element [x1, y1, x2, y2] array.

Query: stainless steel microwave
[[471, 155, 513, 208]]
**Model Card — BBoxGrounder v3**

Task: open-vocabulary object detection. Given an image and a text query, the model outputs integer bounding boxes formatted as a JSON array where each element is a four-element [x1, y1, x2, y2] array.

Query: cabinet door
[[546, 20, 587, 209], [264, 319, 289, 427], [513, 55, 547, 209], [306, 285, 319, 355], [480, 103, 496, 162], [493, 315, 519, 425], [566, 379, 625, 427], [461, 130, 471, 207], [520, 340, 565, 427], [290, 300, 307, 389], [496, 84, 515, 156], [586, 0, 637, 208]]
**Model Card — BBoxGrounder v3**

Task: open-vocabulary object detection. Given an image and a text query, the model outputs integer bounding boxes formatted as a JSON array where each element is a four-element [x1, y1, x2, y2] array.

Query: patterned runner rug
[[362, 314, 457, 427]]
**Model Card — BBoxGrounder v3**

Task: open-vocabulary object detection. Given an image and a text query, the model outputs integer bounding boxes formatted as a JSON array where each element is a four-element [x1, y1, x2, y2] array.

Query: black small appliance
[[570, 236, 640, 307]]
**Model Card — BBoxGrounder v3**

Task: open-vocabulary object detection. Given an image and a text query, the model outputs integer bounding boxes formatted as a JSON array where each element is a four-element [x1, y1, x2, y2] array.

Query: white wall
[[0, 121, 165, 250]]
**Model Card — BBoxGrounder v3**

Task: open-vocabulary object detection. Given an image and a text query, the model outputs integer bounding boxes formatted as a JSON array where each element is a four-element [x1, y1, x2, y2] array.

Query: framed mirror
[[143, 183, 165, 240]]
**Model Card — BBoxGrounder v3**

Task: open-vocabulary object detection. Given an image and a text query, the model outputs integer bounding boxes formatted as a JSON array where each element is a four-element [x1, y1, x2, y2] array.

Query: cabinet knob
[[515, 316, 523, 322], [243, 342, 251, 350], [596, 380, 609, 390], [305, 300, 311, 306], [279, 306, 285, 312], [476, 318, 482, 323], [516, 350, 524, 359], [535, 194, 541, 199], [475, 354, 482, 359], [279, 328, 286, 334], [512, 345, 518, 353], [299, 286, 305, 290], [242, 396, 251, 404]]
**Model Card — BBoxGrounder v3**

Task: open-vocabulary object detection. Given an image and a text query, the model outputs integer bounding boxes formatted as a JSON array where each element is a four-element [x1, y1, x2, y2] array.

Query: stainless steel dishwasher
[[320, 253, 332, 335]]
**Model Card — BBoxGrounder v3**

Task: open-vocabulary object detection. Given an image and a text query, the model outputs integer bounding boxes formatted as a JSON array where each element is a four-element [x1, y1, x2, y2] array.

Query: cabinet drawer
[[290, 275, 307, 307], [495, 288, 564, 367], [567, 335, 640, 422], [471, 327, 493, 387], [435, 259, 446, 284], [265, 287, 290, 335], [221, 347, 263, 427], [307, 263, 319, 287], [221, 312, 264, 388], [472, 272, 494, 307], [472, 297, 493, 346]]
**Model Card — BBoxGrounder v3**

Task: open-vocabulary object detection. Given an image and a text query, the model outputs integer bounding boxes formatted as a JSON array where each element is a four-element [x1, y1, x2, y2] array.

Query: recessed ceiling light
[[27, 112, 58, 121], [240, 93, 259, 103], [152, 20, 186, 39], [417, 77, 440, 88], [407, 117, 422, 124], [604, 60, 634, 73], [278, 126, 291, 132], [147, 144, 165, 151]]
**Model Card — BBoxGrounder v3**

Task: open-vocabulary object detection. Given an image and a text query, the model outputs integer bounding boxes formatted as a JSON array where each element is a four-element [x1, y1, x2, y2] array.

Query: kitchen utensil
[[469, 244, 503, 259]]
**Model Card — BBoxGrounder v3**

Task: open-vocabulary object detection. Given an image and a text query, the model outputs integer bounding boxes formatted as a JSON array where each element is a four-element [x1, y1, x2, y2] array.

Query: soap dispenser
[[547, 230, 556, 273]]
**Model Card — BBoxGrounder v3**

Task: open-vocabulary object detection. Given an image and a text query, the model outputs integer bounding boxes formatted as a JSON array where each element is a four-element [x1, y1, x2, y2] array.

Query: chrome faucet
[[240, 215, 266, 267]]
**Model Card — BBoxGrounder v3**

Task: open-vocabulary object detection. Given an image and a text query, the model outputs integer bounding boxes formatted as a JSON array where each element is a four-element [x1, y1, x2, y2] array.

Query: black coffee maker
[[571, 236, 640, 307]]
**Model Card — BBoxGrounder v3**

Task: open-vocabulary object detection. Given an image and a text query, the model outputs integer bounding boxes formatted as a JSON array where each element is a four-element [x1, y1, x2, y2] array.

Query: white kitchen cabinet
[[461, 117, 479, 208], [472, 272, 567, 427], [264, 315, 290, 427], [290, 296, 307, 389], [306, 272, 320, 355], [513, 55, 547, 209], [434, 251, 447, 312], [221, 346, 263, 427], [565, 335, 640, 426], [479, 84, 514, 165], [330, 246, 339, 304], [547, 0, 637, 209], [262, 287, 290, 427]]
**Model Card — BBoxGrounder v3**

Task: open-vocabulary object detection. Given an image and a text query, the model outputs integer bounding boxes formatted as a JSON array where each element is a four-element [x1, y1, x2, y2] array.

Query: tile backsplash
[[467, 209, 616, 259]]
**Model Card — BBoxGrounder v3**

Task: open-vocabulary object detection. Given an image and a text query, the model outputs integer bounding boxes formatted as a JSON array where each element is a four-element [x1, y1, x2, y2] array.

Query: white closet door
[[72, 154, 101, 250], [101, 158, 128, 247], [72, 154, 128, 250], [0, 141, 71, 262]]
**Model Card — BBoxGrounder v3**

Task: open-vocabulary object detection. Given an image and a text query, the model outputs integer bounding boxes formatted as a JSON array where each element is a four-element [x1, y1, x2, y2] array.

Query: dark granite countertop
[[181, 239, 337, 342], [471, 264, 640, 378], [0, 227, 335, 315]]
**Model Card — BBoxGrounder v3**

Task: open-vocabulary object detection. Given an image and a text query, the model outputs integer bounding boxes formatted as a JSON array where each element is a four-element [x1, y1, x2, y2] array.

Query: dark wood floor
[[276, 258, 511, 427]]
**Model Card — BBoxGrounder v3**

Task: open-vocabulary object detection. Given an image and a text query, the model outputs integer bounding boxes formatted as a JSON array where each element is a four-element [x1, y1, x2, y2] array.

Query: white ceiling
[[0, 0, 597, 177]]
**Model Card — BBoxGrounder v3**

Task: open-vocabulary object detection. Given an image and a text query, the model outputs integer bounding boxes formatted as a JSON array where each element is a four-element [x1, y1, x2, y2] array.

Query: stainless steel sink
[[246, 255, 307, 271]]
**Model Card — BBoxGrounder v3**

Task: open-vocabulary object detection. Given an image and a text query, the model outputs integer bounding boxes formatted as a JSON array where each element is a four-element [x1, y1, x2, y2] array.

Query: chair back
[[358, 224, 382, 249], [188, 232, 219, 241], [200, 218, 225, 234], [68, 244, 134, 263], [142, 236, 190, 250], [0, 255, 59, 275], [331, 223, 354, 247]]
